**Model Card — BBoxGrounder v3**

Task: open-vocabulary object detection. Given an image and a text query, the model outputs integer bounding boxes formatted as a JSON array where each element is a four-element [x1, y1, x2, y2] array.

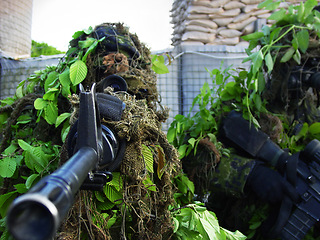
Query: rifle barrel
[[7, 147, 97, 240]]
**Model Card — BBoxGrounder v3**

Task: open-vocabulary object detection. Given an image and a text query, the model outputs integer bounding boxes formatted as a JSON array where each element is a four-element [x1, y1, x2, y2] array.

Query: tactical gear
[[245, 161, 299, 204]]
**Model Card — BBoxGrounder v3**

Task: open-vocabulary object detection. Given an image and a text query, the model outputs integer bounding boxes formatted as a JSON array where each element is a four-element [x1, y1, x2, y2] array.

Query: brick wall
[[0, 0, 33, 58]]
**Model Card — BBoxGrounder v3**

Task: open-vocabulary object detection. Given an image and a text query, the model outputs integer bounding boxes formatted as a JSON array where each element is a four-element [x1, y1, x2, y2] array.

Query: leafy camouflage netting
[[0, 22, 180, 240]]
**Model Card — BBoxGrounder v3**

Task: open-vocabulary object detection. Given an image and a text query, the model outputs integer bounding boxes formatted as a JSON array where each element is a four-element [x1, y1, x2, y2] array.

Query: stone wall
[[0, 0, 33, 58], [171, 0, 308, 46]]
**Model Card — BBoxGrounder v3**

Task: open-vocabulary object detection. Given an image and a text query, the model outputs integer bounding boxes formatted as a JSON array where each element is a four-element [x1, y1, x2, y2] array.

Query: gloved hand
[[245, 162, 299, 204]]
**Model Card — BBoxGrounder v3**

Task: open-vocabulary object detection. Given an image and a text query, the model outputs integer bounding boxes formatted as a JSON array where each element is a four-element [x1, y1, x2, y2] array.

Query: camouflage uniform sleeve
[[211, 149, 256, 198]]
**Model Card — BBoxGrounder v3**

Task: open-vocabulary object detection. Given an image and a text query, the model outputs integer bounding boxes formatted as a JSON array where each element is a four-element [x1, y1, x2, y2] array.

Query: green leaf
[[0, 158, 16, 178], [181, 174, 195, 194], [16, 114, 32, 125], [268, 8, 286, 21], [73, 30, 84, 39], [280, 47, 295, 63], [96, 199, 115, 211], [94, 191, 106, 202], [79, 37, 96, 49], [167, 127, 176, 143], [142, 144, 154, 173], [70, 60, 88, 85], [241, 32, 264, 41], [14, 183, 28, 194], [296, 30, 309, 53], [55, 112, 71, 128], [293, 49, 301, 64], [19, 140, 50, 173], [253, 94, 262, 111], [44, 101, 58, 125], [106, 172, 122, 191], [44, 71, 59, 92], [304, 0, 318, 20], [4, 143, 18, 155], [178, 144, 188, 159], [103, 185, 122, 203], [83, 26, 93, 35], [309, 122, 320, 135], [25, 147, 50, 173], [106, 212, 118, 228], [188, 138, 196, 148], [173, 217, 180, 233], [61, 121, 70, 143], [222, 228, 246, 240], [59, 68, 71, 87], [18, 139, 32, 151], [252, 51, 264, 75], [0, 191, 17, 217], [257, 71, 266, 94], [197, 216, 220, 240], [82, 39, 99, 62], [151, 55, 169, 74], [143, 176, 157, 192], [265, 52, 274, 73], [26, 174, 40, 189], [258, 0, 280, 10], [15, 85, 24, 98], [43, 88, 59, 101], [34, 98, 48, 110]]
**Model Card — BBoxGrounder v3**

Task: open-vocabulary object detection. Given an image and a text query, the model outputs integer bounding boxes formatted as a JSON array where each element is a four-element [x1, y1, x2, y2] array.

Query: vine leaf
[[44, 101, 58, 125], [70, 60, 88, 85], [0, 158, 16, 178], [18, 139, 50, 173], [44, 71, 59, 92], [55, 112, 71, 128], [265, 52, 274, 73], [296, 30, 309, 53], [25, 174, 40, 189], [142, 144, 154, 173], [280, 47, 295, 63], [103, 184, 122, 203], [34, 98, 48, 110], [151, 54, 169, 74]]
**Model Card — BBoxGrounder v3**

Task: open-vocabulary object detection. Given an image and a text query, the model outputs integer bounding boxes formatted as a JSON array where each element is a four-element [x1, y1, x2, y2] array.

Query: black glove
[[245, 162, 299, 204]]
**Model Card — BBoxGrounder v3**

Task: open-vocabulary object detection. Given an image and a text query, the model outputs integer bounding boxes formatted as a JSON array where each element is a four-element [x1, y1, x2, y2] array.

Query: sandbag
[[243, 21, 255, 35], [228, 16, 257, 30], [232, 13, 251, 23], [213, 18, 234, 27], [240, 0, 264, 4], [218, 29, 243, 38], [182, 31, 216, 43], [187, 14, 210, 20], [217, 8, 241, 17], [242, 4, 259, 13], [188, 5, 224, 14], [186, 25, 217, 33], [186, 19, 218, 29], [223, 1, 246, 10], [211, 36, 240, 45]]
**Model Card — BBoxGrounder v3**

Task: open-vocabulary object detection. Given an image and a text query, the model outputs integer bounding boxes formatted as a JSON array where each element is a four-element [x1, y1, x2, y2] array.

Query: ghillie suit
[[170, 2, 320, 240], [0, 23, 180, 240]]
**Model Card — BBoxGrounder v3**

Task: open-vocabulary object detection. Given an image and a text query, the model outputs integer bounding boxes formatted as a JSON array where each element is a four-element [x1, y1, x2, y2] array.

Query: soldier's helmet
[[70, 23, 159, 108]]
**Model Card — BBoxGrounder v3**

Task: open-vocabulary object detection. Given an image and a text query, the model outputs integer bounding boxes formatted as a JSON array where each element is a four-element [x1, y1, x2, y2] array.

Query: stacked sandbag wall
[[171, 0, 307, 46]]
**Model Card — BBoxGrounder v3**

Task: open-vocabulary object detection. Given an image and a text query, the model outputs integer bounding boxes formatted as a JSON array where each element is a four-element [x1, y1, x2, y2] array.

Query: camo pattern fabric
[[211, 149, 256, 198]]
